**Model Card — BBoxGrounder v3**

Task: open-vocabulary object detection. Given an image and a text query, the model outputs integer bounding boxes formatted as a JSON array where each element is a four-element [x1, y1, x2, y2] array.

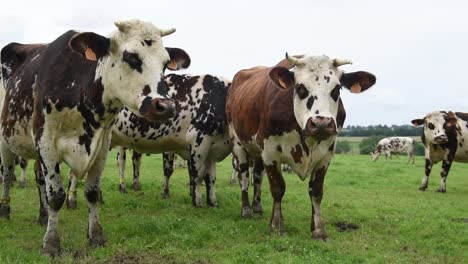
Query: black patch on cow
[[315, 110, 319, 115], [122, 51, 143, 73], [306, 96, 315, 110], [54, 163, 60, 173], [329, 141, 335, 152], [142, 85, 151, 96], [144, 39, 152, 46], [277, 145, 282, 152], [331, 85, 341, 102], [157, 79, 169, 98], [324, 75, 330, 83], [85, 188, 99, 204], [295, 83, 309, 99]]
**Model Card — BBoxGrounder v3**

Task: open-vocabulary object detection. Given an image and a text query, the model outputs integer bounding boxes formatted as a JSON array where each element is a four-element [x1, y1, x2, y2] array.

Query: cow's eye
[[295, 84, 309, 99], [330, 85, 341, 102], [428, 123, 435, 130], [122, 51, 143, 73]]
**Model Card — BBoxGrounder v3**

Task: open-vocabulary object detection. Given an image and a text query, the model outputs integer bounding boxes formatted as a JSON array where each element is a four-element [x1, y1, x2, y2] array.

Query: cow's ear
[[270, 66, 295, 90], [445, 112, 458, 127], [166, 47, 191, 71], [69, 32, 110, 61], [341, 71, 376, 93], [411, 118, 425, 127]]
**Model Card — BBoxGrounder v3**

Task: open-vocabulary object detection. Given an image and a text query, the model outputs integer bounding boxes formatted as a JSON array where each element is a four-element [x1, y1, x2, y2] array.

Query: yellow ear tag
[[278, 78, 287, 89], [350, 83, 362, 93], [167, 60, 178, 70], [85, 48, 97, 61]]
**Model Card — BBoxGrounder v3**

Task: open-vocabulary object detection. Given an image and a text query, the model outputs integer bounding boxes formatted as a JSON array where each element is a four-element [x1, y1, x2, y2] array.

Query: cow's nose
[[139, 98, 175, 121], [434, 134, 448, 143], [305, 116, 337, 140]]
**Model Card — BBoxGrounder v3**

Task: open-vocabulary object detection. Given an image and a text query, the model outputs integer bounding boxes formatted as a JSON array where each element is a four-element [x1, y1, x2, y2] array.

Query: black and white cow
[[371, 137, 415, 163], [411, 111, 468, 193], [0, 19, 190, 255], [226, 54, 376, 239], [108, 73, 232, 206]]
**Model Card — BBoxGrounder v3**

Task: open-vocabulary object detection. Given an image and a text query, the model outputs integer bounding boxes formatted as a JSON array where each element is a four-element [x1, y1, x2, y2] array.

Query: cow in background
[[371, 137, 415, 164], [412, 111, 468, 192], [0, 20, 190, 255], [227, 53, 376, 239]]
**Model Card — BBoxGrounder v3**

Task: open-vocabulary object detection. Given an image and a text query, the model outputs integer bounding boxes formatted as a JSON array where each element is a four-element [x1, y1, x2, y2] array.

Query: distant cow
[[0, 20, 190, 255], [108, 74, 231, 206], [227, 54, 376, 239], [371, 137, 415, 163], [411, 111, 468, 192]]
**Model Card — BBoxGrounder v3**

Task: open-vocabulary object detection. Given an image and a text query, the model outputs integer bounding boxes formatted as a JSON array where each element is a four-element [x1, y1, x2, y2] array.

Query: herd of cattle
[[0, 19, 465, 256]]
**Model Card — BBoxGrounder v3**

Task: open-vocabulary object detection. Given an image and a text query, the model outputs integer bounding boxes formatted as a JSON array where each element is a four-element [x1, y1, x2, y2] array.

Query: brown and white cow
[[0, 19, 190, 255], [411, 111, 468, 193], [226, 54, 376, 239], [371, 137, 415, 164]]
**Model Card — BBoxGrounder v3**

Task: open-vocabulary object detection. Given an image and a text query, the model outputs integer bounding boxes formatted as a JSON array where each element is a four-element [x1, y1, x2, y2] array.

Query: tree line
[[340, 125, 423, 137]]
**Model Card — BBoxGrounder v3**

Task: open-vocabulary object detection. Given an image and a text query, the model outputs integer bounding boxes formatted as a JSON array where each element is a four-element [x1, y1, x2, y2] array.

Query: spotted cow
[[107, 73, 232, 206], [411, 111, 468, 193], [226, 54, 376, 239], [0, 19, 190, 255], [371, 137, 415, 164]]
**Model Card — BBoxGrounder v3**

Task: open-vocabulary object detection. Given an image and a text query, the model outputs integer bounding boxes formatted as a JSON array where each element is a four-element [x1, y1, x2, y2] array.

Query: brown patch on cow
[[335, 221, 359, 232], [290, 144, 303, 163]]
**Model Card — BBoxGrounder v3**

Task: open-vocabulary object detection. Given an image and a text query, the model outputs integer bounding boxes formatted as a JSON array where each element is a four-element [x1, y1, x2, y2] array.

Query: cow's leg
[[66, 170, 78, 209], [0, 142, 16, 220], [161, 152, 174, 199], [437, 160, 452, 193], [232, 144, 252, 217], [252, 158, 264, 215], [18, 158, 28, 188], [265, 161, 285, 234], [117, 147, 127, 193], [419, 158, 432, 191], [84, 139, 109, 248], [34, 161, 49, 225], [230, 157, 237, 185], [132, 151, 142, 191], [188, 144, 208, 207], [203, 159, 217, 207], [39, 155, 65, 256], [309, 165, 329, 240]]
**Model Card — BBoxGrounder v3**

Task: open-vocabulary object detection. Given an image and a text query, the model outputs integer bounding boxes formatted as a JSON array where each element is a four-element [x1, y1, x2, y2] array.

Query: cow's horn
[[333, 58, 353, 67], [114, 21, 130, 33], [286, 52, 303, 66], [160, 28, 176, 37]]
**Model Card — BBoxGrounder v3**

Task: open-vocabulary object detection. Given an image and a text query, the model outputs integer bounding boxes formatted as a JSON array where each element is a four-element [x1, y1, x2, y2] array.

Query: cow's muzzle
[[433, 135, 448, 144], [139, 97, 175, 121], [304, 116, 337, 140]]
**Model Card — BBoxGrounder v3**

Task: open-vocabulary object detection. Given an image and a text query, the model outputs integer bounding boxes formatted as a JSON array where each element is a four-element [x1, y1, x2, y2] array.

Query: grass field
[[0, 152, 467, 263]]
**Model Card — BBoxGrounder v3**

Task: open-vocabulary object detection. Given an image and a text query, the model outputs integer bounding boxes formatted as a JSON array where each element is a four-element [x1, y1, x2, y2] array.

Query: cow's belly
[[262, 131, 335, 180], [206, 134, 231, 162], [1, 120, 37, 159], [111, 128, 188, 154]]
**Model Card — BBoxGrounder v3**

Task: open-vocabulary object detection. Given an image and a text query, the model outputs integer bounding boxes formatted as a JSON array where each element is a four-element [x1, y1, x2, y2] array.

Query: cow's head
[[270, 54, 376, 141], [411, 111, 457, 145], [370, 150, 380, 161], [69, 19, 190, 121]]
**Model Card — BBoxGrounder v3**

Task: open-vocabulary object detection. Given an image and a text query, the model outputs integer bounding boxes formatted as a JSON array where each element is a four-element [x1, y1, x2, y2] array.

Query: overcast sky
[[1, 0, 467, 126]]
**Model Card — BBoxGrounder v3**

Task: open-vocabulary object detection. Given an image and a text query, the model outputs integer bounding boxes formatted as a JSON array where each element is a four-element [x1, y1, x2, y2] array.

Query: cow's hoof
[[37, 210, 48, 226], [436, 188, 446, 193], [418, 185, 427, 191], [89, 224, 106, 247], [18, 180, 27, 188], [0, 204, 11, 220], [269, 220, 285, 235], [161, 190, 170, 199], [132, 182, 141, 191], [207, 200, 218, 208], [312, 229, 328, 241], [119, 184, 127, 194], [66, 199, 77, 210], [43, 231, 61, 257], [241, 207, 253, 218], [252, 203, 263, 215]]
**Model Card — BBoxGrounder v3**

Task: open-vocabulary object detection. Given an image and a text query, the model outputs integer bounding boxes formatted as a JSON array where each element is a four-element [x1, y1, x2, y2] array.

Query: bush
[[414, 142, 425, 156], [359, 135, 385, 155], [335, 140, 351, 154]]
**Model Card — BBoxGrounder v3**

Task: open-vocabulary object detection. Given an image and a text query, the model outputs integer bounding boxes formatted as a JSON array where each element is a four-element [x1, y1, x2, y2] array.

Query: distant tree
[[359, 135, 385, 155], [335, 140, 351, 154], [413, 143, 425, 156]]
